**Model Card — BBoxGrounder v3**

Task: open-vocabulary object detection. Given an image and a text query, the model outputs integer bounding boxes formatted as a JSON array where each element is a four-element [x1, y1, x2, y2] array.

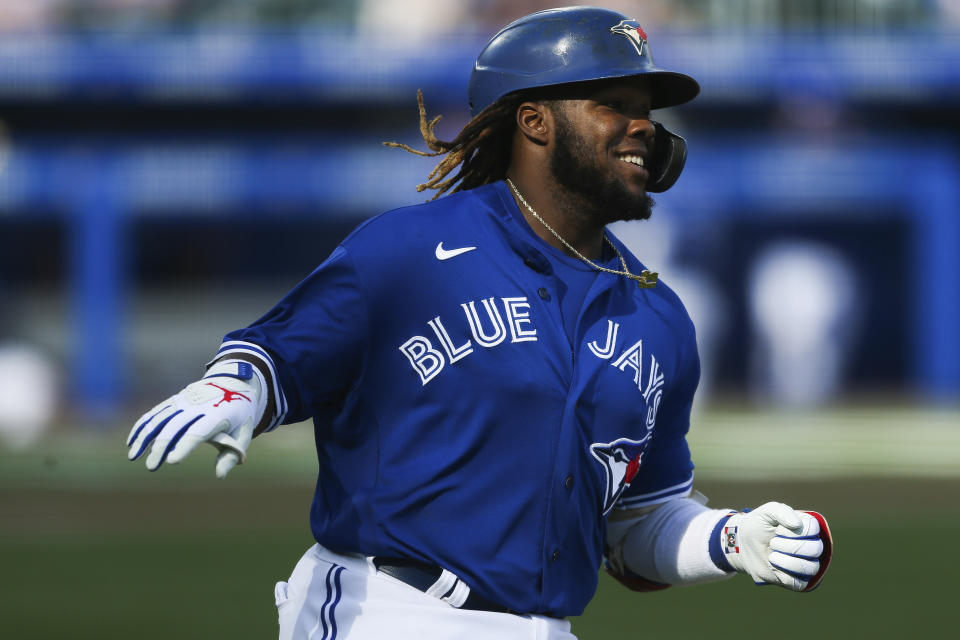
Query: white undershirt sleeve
[[608, 497, 736, 586]]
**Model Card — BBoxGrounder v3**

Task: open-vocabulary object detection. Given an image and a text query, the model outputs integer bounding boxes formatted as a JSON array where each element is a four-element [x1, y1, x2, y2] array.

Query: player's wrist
[[708, 511, 737, 573], [207, 350, 281, 435], [202, 359, 267, 419], [614, 499, 738, 587]]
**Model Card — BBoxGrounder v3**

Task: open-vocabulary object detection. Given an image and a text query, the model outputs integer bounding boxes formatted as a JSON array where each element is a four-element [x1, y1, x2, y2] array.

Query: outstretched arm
[[125, 243, 369, 478]]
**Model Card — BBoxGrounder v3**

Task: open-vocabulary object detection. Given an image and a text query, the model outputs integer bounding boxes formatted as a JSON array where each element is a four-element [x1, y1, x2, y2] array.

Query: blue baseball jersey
[[217, 180, 699, 617]]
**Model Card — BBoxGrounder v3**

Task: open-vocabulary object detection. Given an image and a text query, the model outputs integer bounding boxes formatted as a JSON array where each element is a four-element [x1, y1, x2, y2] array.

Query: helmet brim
[[490, 70, 700, 114], [642, 70, 701, 109]]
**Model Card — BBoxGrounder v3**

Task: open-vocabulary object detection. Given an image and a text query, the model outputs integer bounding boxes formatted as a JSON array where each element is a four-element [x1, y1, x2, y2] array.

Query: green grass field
[[2, 406, 958, 639]]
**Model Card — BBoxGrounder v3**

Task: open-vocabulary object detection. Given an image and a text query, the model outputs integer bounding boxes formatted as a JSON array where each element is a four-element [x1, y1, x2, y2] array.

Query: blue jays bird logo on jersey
[[590, 436, 651, 515], [610, 19, 648, 57]]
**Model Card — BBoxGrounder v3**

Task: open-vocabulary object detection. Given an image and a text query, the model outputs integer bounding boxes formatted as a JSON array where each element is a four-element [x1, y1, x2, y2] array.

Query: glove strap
[[708, 511, 737, 572], [203, 361, 254, 381]]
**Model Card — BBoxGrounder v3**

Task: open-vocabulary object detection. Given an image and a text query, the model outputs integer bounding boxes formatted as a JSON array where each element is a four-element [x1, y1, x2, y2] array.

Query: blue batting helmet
[[468, 6, 700, 116]]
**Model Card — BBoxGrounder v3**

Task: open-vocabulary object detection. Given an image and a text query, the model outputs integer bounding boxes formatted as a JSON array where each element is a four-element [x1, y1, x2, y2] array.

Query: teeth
[[620, 155, 644, 167]]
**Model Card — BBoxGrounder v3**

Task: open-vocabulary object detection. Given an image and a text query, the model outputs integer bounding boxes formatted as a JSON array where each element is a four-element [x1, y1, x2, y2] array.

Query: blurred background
[[0, 1, 958, 638]]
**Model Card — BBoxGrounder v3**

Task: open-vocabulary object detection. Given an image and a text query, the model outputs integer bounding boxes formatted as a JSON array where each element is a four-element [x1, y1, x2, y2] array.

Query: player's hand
[[721, 502, 833, 592], [126, 360, 266, 478]]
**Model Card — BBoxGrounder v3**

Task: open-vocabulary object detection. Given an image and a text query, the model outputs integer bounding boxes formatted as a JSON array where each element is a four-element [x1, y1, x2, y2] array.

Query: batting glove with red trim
[[126, 360, 266, 478], [719, 502, 833, 592]]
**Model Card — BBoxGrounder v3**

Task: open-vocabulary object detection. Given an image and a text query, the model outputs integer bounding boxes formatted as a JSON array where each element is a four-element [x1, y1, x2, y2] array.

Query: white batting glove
[[126, 360, 266, 478], [720, 502, 833, 592]]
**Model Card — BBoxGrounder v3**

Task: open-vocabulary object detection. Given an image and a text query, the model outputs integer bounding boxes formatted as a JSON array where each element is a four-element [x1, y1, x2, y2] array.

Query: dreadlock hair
[[383, 90, 525, 200]]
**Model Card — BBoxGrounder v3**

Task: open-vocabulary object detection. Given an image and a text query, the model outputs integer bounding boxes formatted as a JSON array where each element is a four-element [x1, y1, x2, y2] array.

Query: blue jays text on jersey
[[216, 180, 701, 617]]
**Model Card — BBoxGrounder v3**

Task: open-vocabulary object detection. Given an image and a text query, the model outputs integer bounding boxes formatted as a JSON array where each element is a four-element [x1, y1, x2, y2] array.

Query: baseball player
[[126, 7, 833, 640]]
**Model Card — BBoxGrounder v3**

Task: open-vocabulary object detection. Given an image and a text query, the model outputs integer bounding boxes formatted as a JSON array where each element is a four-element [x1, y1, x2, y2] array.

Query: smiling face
[[546, 79, 657, 224]]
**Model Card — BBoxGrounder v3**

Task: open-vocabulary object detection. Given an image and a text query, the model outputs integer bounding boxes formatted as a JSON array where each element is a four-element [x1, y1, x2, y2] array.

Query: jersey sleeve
[[212, 244, 369, 432], [613, 338, 700, 512]]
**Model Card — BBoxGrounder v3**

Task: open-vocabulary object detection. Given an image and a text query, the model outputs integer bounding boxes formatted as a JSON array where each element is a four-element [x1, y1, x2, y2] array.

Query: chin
[[602, 186, 654, 223]]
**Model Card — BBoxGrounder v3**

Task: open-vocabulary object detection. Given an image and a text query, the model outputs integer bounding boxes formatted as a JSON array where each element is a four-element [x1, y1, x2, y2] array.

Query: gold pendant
[[635, 270, 659, 289]]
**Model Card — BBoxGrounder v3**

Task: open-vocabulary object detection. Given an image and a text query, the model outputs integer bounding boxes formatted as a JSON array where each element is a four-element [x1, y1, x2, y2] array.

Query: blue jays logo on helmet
[[590, 436, 651, 515], [610, 20, 648, 57]]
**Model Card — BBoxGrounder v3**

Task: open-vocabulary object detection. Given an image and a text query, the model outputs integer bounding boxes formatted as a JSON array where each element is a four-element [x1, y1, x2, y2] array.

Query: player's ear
[[516, 102, 551, 145]]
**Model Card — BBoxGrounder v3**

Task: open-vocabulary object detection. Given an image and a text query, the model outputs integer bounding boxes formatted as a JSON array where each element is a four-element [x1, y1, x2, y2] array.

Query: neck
[[505, 171, 606, 260]]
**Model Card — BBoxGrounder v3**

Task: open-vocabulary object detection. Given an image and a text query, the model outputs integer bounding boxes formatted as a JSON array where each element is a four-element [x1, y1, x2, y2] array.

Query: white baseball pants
[[276, 543, 578, 640]]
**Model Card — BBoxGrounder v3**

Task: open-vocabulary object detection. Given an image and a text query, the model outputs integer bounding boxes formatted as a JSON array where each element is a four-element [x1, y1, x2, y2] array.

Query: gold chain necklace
[[506, 179, 658, 289]]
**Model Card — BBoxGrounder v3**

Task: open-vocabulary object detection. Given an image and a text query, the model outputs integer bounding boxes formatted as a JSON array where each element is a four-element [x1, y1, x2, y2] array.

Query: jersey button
[[537, 287, 550, 301], [564, 476, 574, 489], [552, 549, 560, 562]]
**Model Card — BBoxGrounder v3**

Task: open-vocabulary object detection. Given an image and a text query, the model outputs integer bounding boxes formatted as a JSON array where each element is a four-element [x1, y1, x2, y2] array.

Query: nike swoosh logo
[[435, 242, 477, 261]]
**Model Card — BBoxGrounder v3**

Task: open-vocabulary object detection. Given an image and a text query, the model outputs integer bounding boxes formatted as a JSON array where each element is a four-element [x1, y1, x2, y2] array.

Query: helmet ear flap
[[646, 122, 687, 192]]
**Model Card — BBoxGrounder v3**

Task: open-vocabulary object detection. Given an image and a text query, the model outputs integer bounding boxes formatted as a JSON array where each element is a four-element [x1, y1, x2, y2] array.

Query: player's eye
[[600, 101, 650, 120]]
